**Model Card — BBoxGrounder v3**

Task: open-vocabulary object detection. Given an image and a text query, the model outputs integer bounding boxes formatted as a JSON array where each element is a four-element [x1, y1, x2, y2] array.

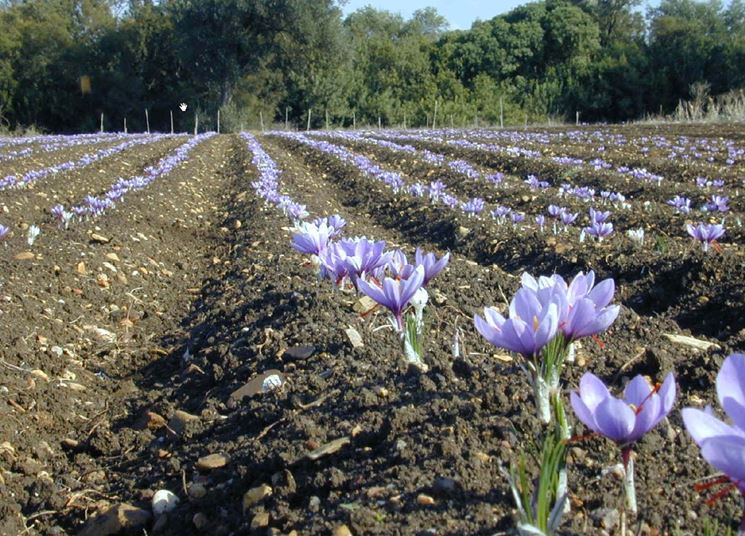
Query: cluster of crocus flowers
[[584, 207, 614, 241], [291, 214, 449, 371], [474, 270, 620, 423], [571, 372, 676, 514], [686, 222, 725, 252], [682, 353, 745, 533]]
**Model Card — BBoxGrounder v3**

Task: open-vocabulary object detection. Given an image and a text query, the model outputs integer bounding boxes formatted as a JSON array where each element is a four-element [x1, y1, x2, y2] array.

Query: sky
[[340, 0, 661, 30]]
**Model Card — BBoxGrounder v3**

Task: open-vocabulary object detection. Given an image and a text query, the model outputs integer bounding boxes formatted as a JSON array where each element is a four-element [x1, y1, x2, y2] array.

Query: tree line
[[0, 0, 743, 132]]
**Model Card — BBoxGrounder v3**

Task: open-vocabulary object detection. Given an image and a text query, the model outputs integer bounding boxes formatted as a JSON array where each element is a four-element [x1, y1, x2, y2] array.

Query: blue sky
[[340, 0, 661, 30]]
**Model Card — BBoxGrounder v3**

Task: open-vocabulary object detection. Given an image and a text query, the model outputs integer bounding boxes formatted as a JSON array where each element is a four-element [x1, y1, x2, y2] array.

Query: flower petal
[[717, 353, 745, 430], [700, 435, 745, 483], [578, 372, 611, 412], [595, 397, 636, 443], [624, 375, 652, 407], [681, 407, 741, 446]]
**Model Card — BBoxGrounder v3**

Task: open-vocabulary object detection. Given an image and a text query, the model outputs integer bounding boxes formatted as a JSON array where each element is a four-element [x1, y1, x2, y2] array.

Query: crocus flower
[[535, 214, 545, 232], [414, 248, 449, 286], [584, 221, 613, 240], [589, 208, 611, 224], [357, 265, 425, 331], [474, 288, 560, 358], [705, 195, 729, 213], [682, 353, 745, 531], [561, 211, 578, 226], [521, 271, 620, 341], [0, 224, 9, 240], [667, 195, 692, 214], [292, 221, 332, 256], [686, 223, 725, 252], [571, 372, 676, 445], [341, 237, 390, 285]]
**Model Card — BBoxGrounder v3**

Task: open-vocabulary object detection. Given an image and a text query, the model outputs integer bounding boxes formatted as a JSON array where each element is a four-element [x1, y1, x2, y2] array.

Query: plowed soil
[[0, 127, 743, 535]]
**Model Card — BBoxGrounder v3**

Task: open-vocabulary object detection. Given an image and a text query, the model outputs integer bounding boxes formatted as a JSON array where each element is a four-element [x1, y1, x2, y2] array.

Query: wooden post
[[432, 99, 438, 129], [100, 113, 104, 133], [378, 116, 381, 129], [325, 109, 329, 130], [499, 96, 504, 128], [576, 111, 580, 126], [170, 110, 174, 134], [352, 110, 356, 130], [524, 113, 528, 130], [145, 108, 150, 134], [450, 115, 454, 128], [240, 122, 244, 132], [260, 111, 264, 131], [306, 108, 312, 131], [403, 113, 407, 130], [217, 109, 221, 134], [285, 107, 289, 130], [124, 117, 127, 134], [194, 113, 198, 136], [426, 113, 430, 128]]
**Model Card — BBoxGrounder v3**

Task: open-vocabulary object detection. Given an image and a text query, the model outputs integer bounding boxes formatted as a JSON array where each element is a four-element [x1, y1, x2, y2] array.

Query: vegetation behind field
[[0, 0, 744, 132]]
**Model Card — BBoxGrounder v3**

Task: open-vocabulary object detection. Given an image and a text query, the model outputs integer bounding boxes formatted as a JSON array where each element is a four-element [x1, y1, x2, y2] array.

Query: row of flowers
[[276, 131, 729, 251], [0, 132, 148, 163], [0, 134, 183, 191]]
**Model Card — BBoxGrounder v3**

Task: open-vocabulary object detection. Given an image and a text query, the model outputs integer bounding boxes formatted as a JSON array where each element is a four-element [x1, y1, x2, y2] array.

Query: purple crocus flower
[[0, 224, 9, 240], [589, 208, 611, 224], [461, 197, 485, 216], [561, 211, 578, 226], [521, 271, 620, 341], [682, 353, 745, 531], [313, 214, 346, 237], [414, 248, 449, 286], [357, 266, 425, 331], [584, 221, 614, 240], [428, 180, 446, 202], [535, 214, 545, 232], [511, 212, 525, 224], [341, 237, 390, 285], [571, 370, 676, 514], [667, 195, 692, 214], [474, 287, 560, 357], [686, 223, 725, 252], [292, 221, 332, 256], [705, 195, 729, 213], [571, 371, 676, 445], [547, 205, 563, 219]]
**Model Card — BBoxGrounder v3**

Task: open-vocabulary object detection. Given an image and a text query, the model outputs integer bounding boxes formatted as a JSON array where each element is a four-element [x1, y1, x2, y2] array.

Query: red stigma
[[591, 334, 606, 349]]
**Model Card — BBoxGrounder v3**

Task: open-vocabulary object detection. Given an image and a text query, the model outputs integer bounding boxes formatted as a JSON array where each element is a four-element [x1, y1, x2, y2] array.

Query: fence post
[[499, 96, 504, 128], [145, 108, 150, 134], [194, 113, 198, 136], [124, 117, 127, 134], [306, 109, 312, 131], [100, 113, 104, 133], [217, 109, 221, 134], [170, 110, 174, 134]]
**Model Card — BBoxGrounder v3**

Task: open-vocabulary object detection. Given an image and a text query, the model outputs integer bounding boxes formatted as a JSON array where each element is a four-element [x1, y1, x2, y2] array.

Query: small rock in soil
[[189, 483, 207, 499], [270, 469, 297, 496], [196, 453, 230, 471], [284, 345, 315, 361], [344, 327, 364, 348], [79, 503, 151, 536], [308, 496, 321, 512], [193, 512, 209, 530], [417, 493, 436, 506], [152, 489, 179, 516], [250, 511, 270, 531], [432, 476, 459, 497], [168, 410, 200, 436], [305, 436, 350, 461], [230, 369, 285, 402], [242, 484, 272, 511], [591, 507, 620, 530], [332, 525, 353, 536]]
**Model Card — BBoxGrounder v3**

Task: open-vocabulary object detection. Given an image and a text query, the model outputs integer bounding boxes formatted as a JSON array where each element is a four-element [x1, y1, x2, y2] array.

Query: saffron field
[[0, 125, 743, 535]]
